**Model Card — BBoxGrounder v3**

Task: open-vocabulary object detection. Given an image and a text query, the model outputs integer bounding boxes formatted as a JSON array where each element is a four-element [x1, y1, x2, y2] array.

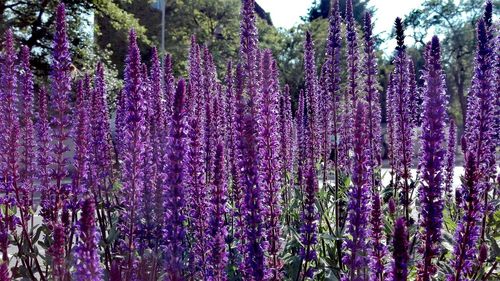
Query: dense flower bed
[[0, 0, 497, 280]]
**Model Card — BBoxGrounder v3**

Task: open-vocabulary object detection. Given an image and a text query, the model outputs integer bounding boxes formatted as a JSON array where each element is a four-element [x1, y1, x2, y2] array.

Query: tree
[[405, 0, 499, 127], [1, 0, 148, 78], [304, 0, 372, 25]]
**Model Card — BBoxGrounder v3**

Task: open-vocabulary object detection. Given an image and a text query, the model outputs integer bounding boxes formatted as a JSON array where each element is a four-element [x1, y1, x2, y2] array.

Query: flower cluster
[[0, 1, 497, 281]]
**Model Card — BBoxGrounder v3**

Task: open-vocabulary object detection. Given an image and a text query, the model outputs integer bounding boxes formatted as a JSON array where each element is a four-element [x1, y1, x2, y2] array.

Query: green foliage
[[405, 0, 500, 127]]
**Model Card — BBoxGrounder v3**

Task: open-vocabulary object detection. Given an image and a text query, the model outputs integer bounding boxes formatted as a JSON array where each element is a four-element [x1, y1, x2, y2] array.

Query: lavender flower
[[296, 89, 306, 191], [138, 63, 156, 251], [444, 120, 456, 200], [18, 46, 36, 213], [363, 12, 382, 173], [391, 18, 414, 221], [120, 29, 146, 277], [90, 62, 113, 194], [147, 49, 167, 245], [407, 60, 421, 126], [50, 224, 67, 280], [299, 162, 319, 280], [304, 31, 319, 160], [73, 197, 103, 280], [345, 0, 359, 105], [466, 3, 497, 241], [164, 79, 188, 280], [450, 17, 495, 280], [208, 143, 229, 280], [370, 192, 387, 281], [386, 74, 397, 183], [449, 145, 484, 281], [186, 37, 200, 115], [202, 47, 217, 182], [73, 79, 90, 201], [259, 50, 283, 280], [391, 218, 409, 281], [279, 84, 293, 220], [342, 101, 371, 281], [0, 29, 19, 240], [417, 36, 447, 281], [50, 3, 73, 219], [186, 56, 209, 278], [325, 3, 344, 261], [237, 0, 266, 278], [164, 53, 175, 121], [224, 61, 236, 175], [37, 87, 53, 222], [230, 64, 247, 272]]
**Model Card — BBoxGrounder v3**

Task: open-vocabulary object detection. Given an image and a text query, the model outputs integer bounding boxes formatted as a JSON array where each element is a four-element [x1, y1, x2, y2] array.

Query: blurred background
[[0, 0, 498, 132]]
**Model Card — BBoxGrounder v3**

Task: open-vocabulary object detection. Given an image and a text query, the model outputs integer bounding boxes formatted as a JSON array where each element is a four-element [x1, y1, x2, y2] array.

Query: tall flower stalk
[[391, 218, 409, 281], [73, 197, 103, 281], [0, 28, 18, 269], [259, 50, 283, 280], [363, 12, 382, 179], [237, 0, 266, 278], [208, 142, 229, 280], [325, 0, 343, 266], [391, 18, 413, 222], [450, 14, 495, 280], [417, 36, 447, 281], [304, 31, 319, 160], [164, 80, 188, 280], [120, 29, 146, 279], [343, 101, 371, 280], [187, 53, 209, 278], [18, 46, 36, 217], [50, 3, 73, 223]]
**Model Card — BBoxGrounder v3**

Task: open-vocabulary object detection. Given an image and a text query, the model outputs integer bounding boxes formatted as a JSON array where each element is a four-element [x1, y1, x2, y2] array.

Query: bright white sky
[[257, 0, 426, 52]]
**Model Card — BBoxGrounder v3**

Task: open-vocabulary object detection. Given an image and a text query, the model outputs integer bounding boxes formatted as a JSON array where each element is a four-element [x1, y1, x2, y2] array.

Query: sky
[[257, 0, 426, 52]]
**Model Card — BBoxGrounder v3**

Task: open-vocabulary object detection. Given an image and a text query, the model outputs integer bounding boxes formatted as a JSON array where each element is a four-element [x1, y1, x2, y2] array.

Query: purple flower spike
[[325, 0, 342, 167], [299, 163, 319, 280], [417, 36, 447, 281], [297, 89, 306, 190], [187, 59, 209, 278], [370, 191, 387, 281], [50, 3, 73, 219], [304, 31, 319, 160], [90, 62, 113, 196], [120, 29, 146, 277], [345, 0, 359, 104], [164, 79, 188, 280], [37, 87, 53, 222], [391, 218, 409, 281], [391, 18, 414, 221], [164, 53, 175, 120], [50, 224, 67, 280], [237, 1, 266, 278], [148, 49, 167, 245], [73, 79, 90, 200], [0, 29, 19, 243], [444, 120, 456, 200], [342, 101, 371, 281], [18, 46, 36, 214], [363, 12, 382, 173], [73, 197, 103, 281], [449, 146, 484, 281], [208, 143, 229, 280], [259, 50, 283, 280], [450, 15, 495, 280]]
